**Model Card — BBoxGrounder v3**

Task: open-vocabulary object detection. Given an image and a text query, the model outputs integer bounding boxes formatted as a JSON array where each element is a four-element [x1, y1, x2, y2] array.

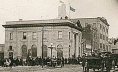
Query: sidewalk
[[0, 65, 83, 72]]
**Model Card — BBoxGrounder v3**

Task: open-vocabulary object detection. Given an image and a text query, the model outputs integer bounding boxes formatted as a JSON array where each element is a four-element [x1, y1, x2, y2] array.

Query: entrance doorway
[[57, 45, 63, 58], [43, 45, 47, 58], [31, 44, 37, 57], [21, 45, 27, 59]]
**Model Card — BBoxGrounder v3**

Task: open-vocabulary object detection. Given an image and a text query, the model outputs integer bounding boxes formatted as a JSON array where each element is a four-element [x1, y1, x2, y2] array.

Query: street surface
[[0, 65, 82, 72], [0, 65, 116, 72]]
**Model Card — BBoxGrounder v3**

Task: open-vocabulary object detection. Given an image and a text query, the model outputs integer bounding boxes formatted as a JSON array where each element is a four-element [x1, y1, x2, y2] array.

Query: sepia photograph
[[0, 0, 118, 72]]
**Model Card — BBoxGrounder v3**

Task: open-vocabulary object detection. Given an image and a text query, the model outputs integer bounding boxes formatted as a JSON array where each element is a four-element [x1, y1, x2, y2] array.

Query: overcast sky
[[0, 0, 118, 43]]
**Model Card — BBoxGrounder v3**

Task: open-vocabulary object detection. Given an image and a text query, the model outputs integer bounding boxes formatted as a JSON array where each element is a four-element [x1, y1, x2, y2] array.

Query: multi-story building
[[109, 38, 118, 54], [2, 19, 82, 59], [70, 17, 110, 53]]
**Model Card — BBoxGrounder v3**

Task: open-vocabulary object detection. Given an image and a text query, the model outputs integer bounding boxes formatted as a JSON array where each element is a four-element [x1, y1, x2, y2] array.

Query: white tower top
[[58, 3, 66, 19]]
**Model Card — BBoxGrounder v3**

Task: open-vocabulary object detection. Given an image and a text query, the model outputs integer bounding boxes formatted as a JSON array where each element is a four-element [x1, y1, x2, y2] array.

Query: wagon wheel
[[82, 66, 85, 72], [85, 67, 89, 72], [100, 67, 104, 72], [93, 68, 95, 72], [87, 67, 89, 72]]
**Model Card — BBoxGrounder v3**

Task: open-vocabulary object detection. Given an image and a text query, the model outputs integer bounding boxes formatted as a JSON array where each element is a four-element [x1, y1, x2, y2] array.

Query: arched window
[[8, 46, 13, 58], [57, 44, 63, 58], [31, 44, 37, 57], [43, 45, 47, 57], [9, 46, 12, 50], [21, 45, 27, 58]]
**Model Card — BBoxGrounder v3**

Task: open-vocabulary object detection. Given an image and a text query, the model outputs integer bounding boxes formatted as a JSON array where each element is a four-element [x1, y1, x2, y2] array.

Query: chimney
[[65, 16, 68, 19], [19, 19, 23, 21], [58, 3, 66, 19]]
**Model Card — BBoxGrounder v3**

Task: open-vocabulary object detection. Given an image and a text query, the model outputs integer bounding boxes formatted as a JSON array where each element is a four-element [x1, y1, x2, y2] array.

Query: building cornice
[[71, 17, 110, 26], [2, 22, 82, 31]]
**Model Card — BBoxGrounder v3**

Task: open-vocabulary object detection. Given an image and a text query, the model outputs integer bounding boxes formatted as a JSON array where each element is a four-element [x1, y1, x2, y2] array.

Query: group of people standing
[[0, 55, 82, 68]]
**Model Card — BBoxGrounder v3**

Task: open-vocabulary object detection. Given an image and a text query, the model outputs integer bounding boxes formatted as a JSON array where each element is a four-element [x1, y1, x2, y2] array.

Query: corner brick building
[[2, 19, 82, 59], [71, 17, 110, 53]]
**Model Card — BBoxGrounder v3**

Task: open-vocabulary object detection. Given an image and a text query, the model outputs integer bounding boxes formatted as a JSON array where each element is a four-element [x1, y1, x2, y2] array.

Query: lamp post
[[48, 43, 54, 59], [48, 43, 55, 67]]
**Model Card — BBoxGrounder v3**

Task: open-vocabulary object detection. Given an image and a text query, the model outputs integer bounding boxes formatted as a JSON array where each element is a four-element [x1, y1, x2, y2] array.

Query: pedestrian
[[5, 58, 11, 67], [77, 55, 81, 64], [38, 56, 42, 65], [9, 57, 13, 67], [106, 58, 110, 72], [1, 58, 4, 67], [13, 58, 17, 66], [112, 59, 115, 70], [46, 57, 51, 66], [35, 57, 39, 66], [51, 56, 56, 67], [57, 57, 61, 66], [65, 58, 67, 64], [44, 57, 47, 66], [61, 57, 64, 67], [68, 57, 71, 64], [82, 53, 86, 72]]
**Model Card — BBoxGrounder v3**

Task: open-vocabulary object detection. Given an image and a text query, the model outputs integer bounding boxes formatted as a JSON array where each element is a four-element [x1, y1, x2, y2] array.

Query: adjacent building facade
[[0, 44, 4, 58], [109, 38, 118, 54], [71, 17, 110, 54], [3, 19, 82, 59]]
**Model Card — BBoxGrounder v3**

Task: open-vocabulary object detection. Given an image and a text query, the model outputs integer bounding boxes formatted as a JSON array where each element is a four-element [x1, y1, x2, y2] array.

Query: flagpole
[[68, 0, 76, 19], [68, 0, 70, 19]]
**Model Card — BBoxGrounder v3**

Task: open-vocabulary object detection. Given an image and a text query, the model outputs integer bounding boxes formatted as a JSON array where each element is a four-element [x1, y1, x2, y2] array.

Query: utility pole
[[91, 29, 93, 55], [42, 26, 44, 68]]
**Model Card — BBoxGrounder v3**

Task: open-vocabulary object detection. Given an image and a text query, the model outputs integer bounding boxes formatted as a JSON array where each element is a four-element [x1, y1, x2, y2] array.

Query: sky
[[0, 0, 118, 43]]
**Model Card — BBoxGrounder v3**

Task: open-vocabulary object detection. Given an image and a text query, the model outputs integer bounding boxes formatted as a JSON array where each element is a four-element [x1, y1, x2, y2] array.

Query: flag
[[70, 6, 75, 12], [60, 0, 64, 3]]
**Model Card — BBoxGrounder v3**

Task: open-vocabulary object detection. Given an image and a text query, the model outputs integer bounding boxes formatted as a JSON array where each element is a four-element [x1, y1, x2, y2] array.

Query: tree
[[82, 24, 98, 54], [114, 39, 118, 45], [82, 24, 93, 41]]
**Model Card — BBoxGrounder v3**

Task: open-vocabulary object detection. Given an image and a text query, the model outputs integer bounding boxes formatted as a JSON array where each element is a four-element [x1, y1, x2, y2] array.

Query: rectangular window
[[100, 43, 102, 49], [103, 35, 104, 40], [32, 32, 37, 40], [100, 34, 102, 39], [58, 31, 62, 39], [103, 27, 105, 32], [100, 24, 102, 29], [103, 35, 105, 40], [106, 29, 108, 34], [23, 32, 26, 39], [43, 31, 48, 39], [10, 33, 13, 40], [69, 32, 70, 40], [103, 44, 105, 51], [9, 46, 12, 50], [106, 37, 108, 41], [106, 45, 108, 51], [94, 33, 96, 39], [93, 23, 96, 27], [79, 35, 81, 42], [85, 23, 88, 27]]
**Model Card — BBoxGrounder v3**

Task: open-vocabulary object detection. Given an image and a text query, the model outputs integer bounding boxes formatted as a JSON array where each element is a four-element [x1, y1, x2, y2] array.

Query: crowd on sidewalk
[[0, 55, 82, 67]]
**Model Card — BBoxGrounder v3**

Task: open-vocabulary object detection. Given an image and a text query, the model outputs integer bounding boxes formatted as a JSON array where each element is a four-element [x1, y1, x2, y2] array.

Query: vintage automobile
[[82, 52, 113, 72], [83, 56, 103, 72]]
